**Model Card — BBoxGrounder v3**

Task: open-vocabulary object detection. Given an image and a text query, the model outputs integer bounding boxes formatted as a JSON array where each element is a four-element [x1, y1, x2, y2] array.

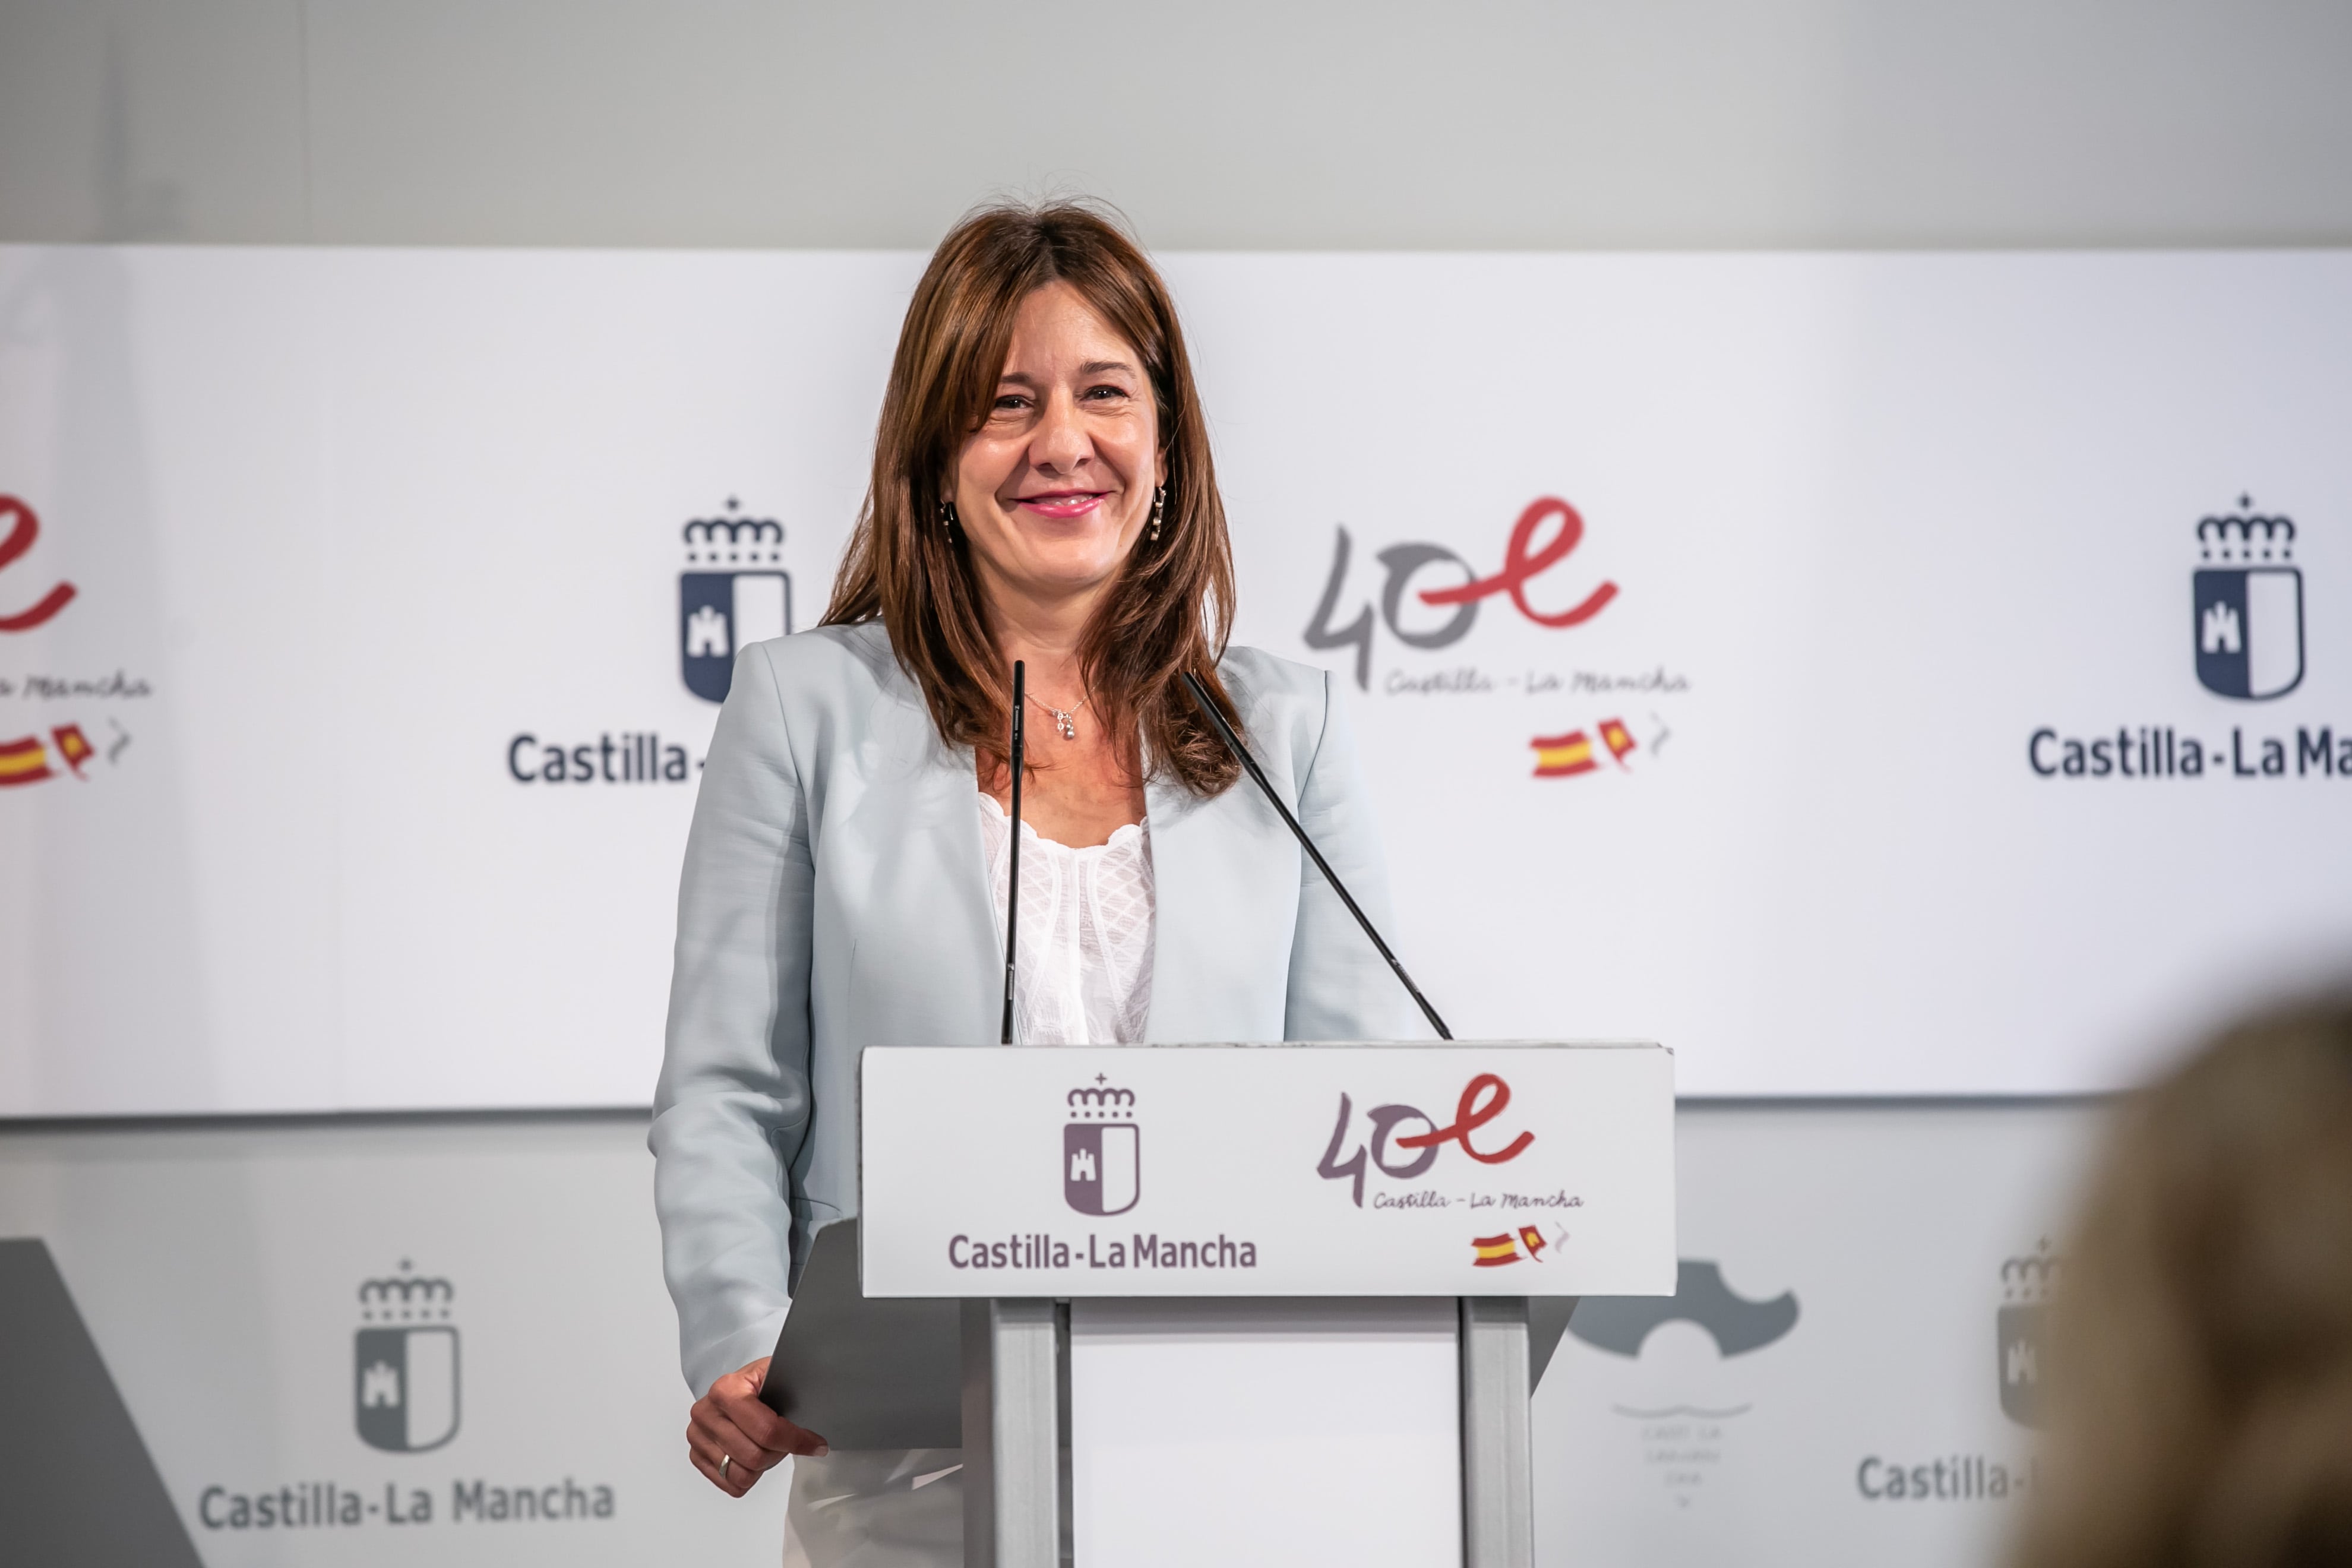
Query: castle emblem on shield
[[2193, 501, 2303, 701], [1064, 1078, 1140, 1216], [680, 500, 792, 703], [1997, 1240, 2057, 1427], [355, 1262, 460, 1453]]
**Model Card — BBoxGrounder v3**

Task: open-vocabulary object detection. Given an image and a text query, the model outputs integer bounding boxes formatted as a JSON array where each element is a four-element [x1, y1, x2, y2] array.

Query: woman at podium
[[650, 200, 1425, 1564]]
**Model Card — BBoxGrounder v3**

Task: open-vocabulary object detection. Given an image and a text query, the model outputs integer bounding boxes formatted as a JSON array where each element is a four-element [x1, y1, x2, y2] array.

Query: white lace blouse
[[976, 792, 1155, 1045]]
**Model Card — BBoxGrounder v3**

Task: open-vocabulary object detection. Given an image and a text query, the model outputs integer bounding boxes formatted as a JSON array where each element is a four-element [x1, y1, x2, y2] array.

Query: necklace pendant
[[1055, 712, 1076, 741]]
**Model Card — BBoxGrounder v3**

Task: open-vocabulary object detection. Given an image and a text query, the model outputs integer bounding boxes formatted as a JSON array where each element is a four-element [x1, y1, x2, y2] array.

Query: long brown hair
[[2013, 998, 2352, 1568], [821, 200, 1241, 796]]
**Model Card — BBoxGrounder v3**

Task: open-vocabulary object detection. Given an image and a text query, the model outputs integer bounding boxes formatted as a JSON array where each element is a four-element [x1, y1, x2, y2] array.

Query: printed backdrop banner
[[0, 1101, 2098, 1567], [1, 246, 2348, 1113]]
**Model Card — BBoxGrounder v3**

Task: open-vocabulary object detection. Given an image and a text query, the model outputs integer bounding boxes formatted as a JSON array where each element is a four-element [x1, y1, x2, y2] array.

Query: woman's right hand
[[687, 1357, 830, 1497]]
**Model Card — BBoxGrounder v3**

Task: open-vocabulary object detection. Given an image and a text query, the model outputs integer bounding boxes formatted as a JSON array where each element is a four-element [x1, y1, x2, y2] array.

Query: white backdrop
[[2, 246, 2348, 1113]]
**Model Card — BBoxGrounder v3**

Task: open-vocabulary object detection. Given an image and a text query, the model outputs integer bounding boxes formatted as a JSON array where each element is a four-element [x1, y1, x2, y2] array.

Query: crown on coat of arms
[[1067, 1079, 1137, 1120], [684, 498, 785, 564], [2198, 499, 2296, 562], [358, 1260, 456, 1323], [2000, 1239, 2060, 1304]]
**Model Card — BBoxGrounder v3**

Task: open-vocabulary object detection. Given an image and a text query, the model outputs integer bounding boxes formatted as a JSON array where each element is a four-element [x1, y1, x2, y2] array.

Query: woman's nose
[[1030, 390, 1092, 474]]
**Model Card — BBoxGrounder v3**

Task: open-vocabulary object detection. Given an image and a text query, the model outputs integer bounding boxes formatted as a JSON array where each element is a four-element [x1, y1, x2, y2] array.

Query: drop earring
[[1149, 485, 1165, 542], [940, 499, 958, 539]]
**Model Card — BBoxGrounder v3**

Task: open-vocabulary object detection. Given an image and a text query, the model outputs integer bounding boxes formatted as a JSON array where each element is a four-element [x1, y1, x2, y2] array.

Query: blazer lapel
[[916, 738, 1003, 1041], [1142, 774, 1207, 1042], [1142, 771, 1295, 1044], [837, 671, 1003, 1047]]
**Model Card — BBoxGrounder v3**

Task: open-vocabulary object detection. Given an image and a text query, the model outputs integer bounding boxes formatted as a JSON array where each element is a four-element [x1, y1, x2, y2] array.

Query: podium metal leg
[[1459, 1297, 1534, 1568], [962, 1298, 1065, 1568]]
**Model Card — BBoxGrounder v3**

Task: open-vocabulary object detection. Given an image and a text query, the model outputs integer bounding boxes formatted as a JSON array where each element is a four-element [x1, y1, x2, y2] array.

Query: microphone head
[[1009, 660, 1025, 761]]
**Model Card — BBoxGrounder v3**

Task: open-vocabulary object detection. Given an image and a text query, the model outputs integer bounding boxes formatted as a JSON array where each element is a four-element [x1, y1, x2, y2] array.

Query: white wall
[[2, 0, 2349, 250]]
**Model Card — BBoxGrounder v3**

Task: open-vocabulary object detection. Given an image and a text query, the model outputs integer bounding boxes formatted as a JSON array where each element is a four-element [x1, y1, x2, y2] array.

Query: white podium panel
[[1070, 1299, 1462, 1568], [861, 1042, 1674, 1298]]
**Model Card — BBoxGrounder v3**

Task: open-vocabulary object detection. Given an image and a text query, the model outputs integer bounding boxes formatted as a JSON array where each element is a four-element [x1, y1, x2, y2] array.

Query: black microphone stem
[[1001, 660, 1025, 1045], [1180, 670, 1453, 1041]]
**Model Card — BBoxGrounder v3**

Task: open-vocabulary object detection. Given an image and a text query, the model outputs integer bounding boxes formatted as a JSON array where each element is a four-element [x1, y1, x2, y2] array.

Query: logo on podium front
[[1064, 1077, 1140, 1216], [680, 500, 791, 704], [354, 1261, 460, 1453], [2193, 501, 2303, 701]]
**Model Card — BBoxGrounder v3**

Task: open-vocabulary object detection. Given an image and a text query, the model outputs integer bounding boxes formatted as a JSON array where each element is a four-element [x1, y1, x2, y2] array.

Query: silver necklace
[[1025, 691, 1091, 741]]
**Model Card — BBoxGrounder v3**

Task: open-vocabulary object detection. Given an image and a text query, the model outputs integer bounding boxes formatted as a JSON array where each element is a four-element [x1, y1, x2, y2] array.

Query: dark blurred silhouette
[[2014, 998, 2352, 1568]]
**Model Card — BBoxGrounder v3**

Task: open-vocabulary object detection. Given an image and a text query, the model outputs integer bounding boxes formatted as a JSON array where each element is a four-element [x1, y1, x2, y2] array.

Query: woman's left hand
[[687, 1356, 830, 1497]]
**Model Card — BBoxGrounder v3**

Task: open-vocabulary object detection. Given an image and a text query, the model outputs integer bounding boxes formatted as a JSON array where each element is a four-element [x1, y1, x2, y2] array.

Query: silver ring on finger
[[720, 1453, 733, 1481]]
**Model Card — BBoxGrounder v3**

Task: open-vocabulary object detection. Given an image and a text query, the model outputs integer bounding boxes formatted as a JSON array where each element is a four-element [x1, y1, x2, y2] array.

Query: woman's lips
[[1014, 492, 1108, 519]]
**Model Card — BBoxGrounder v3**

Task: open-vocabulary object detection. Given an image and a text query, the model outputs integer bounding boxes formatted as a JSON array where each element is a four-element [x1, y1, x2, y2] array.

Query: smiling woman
[[649, 201, 1430, 1567], [822, 203, 1243, 838]]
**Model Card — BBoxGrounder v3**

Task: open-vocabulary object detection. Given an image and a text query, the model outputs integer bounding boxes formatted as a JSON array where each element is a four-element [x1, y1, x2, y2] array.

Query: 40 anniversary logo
[[1304, 497, 1617, 689], [1304, 497, 1677, 782], [0, 494, 143, 788], [1318, 1072, 1576, 1267]]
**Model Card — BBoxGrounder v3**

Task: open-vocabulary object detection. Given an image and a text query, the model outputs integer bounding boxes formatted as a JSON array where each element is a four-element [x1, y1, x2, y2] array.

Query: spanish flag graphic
[[1472, 1232, 1523, 1267], [1598, 717, 1636, 766], [1529, 730, 1597, 779], [1518, 1225, 1548, 1260], [0, 735, 53, 787], [50, 723, 94, 777]]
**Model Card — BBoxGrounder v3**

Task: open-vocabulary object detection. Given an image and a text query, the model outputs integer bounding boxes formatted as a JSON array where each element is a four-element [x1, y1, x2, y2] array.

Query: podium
[[764, 1042, 1674, 1568]]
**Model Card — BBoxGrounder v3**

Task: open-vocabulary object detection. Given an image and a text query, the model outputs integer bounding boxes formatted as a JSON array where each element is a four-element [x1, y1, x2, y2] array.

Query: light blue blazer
[[650, 619, 1425, 1393]]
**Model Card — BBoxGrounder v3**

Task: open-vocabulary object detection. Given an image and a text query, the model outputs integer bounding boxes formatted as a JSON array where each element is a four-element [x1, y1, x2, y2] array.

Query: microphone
[[1179, 671, 1453, 1041], [1001, 660, 1026, 1045]]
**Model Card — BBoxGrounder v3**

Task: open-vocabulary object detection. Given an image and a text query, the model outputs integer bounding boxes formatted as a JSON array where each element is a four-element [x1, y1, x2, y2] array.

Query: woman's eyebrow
[[998, 361, 1135, 385]]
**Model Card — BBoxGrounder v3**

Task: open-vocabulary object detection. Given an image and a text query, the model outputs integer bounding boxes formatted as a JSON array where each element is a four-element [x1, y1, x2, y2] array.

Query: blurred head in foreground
[[2015, 999, 2352, 1568]]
